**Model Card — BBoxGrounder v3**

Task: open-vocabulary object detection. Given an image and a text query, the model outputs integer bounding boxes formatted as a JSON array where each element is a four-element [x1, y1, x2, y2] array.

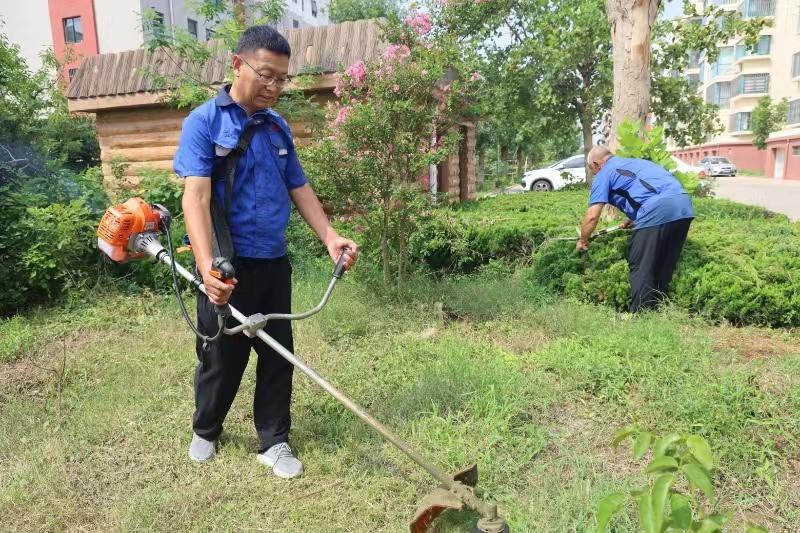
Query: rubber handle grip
[[333, 248, 350, 279]]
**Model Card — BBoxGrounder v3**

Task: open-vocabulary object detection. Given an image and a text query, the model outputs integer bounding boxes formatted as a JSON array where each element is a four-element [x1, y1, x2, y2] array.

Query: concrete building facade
[[673, 0, 800, 180], [1, 0, 330, 81]]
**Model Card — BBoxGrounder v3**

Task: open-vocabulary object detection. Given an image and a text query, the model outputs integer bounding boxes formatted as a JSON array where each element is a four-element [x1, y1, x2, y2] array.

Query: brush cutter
[[97, 198, 510, 533]]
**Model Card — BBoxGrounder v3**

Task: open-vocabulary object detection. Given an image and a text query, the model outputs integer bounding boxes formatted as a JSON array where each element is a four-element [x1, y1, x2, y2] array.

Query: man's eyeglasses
[[239, 56, 291, 88]]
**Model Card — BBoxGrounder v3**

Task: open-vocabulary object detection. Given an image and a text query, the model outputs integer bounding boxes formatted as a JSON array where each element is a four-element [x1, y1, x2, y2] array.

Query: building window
[[293, 19, 300, 28], [206, 28, 216, 41], [311, 0, 318, 16], [793, 53, 800, 79], [742, 0, 775, 18], [687, 73, 700, 88], [730, 112, 752, 132], [732, 73, 769, 96], [698, 61, 705, 83], [67, 68, 78, 81], [63, 16, 83, 44], [711, 46, 734, 76], [735, 35, 771, 60], [792, 146, 800, 156], [706, 82, 731, 109], [687, 50, 701, 69], [301, 0, 305, 11], [788, 100, 800, 125], [187, 19, 198, 39]]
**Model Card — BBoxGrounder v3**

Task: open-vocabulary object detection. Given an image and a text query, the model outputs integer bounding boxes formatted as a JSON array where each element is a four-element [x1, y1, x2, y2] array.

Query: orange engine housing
[[97, 197, 164, 262]]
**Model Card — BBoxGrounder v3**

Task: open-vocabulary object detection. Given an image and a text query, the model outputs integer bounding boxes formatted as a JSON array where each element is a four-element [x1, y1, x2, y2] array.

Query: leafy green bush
[[595, 429, 768, 533], [411, 191, 800, 327]]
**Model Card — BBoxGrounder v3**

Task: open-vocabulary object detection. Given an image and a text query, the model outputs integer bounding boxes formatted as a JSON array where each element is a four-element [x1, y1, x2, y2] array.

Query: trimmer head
[[410, 465, 509, 532]]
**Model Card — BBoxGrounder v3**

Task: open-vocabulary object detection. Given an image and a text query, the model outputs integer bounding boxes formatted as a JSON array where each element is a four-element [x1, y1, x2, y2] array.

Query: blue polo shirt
[[173, 85, 308, 258], [589, 156, 694, 230]]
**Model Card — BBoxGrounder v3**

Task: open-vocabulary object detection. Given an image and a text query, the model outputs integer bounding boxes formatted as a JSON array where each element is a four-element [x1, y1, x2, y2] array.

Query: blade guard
[[410, 464, 478, 533]]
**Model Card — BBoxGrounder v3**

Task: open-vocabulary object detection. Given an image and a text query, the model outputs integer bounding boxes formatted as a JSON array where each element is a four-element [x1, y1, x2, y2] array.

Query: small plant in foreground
[[594, 428, 768, 533]]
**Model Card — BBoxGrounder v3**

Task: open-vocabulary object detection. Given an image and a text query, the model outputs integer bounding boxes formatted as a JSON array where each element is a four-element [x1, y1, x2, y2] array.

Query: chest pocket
[[268, 131, 290, 180]]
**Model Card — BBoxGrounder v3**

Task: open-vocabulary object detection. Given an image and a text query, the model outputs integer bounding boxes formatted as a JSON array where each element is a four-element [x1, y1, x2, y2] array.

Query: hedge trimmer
[[96, 197, 510, 533], [547, 223, 627, 243]]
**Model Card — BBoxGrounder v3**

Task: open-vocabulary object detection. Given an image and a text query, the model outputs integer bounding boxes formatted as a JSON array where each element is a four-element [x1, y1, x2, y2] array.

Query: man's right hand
[[200, 258, 237, 306]]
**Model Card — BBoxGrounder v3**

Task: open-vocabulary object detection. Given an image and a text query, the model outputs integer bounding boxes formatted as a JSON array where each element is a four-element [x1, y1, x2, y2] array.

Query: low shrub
[[411, 191, 800, 327]]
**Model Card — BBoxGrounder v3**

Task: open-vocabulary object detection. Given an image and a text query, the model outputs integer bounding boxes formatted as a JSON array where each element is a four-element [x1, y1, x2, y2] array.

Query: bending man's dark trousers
[[193, 256, 294, 452], [627, 218, 692, 313]]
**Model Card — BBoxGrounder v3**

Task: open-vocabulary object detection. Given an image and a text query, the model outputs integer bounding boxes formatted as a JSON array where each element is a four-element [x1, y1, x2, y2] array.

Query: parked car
[[521, 154, 585, 192], [700, 156, 737, 177]]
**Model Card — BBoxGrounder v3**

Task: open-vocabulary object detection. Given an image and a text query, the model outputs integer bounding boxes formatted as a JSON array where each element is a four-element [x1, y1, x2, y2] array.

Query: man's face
[[232, 48, 290, 110]]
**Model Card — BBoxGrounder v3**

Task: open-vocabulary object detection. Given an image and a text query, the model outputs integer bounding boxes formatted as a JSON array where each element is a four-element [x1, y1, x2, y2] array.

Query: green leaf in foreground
[[633, 431, 653, 460], [682, 463, 714, 500], [594, 492, 626, 532], [686, 435, 714, 470]]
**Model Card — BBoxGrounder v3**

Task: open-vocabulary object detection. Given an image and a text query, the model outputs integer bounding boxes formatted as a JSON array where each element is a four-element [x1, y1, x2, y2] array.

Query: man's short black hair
[[235, 25, 291, 58]]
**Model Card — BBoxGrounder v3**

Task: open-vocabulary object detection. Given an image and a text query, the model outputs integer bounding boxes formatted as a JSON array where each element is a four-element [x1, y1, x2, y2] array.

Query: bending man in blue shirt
[[174, 25, 358, 477], [578, 145, 694, 312]]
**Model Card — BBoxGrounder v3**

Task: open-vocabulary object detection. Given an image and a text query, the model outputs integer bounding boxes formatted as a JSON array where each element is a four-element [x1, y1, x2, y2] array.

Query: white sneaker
[[188, 433, 216, 462], [257, 442, 303, 479]]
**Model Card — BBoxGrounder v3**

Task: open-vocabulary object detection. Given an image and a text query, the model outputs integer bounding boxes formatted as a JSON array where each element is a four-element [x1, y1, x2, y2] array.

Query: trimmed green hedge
[[410, 191, 800, 327]]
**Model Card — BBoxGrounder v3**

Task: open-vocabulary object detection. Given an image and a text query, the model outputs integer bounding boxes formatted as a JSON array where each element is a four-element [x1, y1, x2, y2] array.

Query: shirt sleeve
[[173, 111, 215, 178], [281, 127, 308, 191], [588, 167, 611, 205]]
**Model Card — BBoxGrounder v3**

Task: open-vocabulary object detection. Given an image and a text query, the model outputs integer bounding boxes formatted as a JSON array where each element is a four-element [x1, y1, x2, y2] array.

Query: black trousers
[[193, 256, 294, 451], [627, 218, 692, 313]]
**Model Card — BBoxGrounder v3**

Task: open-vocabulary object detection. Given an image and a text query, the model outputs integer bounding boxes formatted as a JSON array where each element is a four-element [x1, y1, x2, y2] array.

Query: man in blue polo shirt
[[577, 145, 694, 312], [174, 25, 358, 477]]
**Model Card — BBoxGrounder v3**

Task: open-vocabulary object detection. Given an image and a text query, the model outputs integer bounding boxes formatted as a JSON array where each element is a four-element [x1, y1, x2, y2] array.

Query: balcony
[[740, 0, 775, 18], [735, 36, 771, 63], [731, 73, 769, 100], [711, 0, 740, 10]]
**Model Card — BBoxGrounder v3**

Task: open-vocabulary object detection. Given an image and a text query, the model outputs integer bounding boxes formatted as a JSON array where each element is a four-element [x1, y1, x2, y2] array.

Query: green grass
[[1, 266, 799, 531]]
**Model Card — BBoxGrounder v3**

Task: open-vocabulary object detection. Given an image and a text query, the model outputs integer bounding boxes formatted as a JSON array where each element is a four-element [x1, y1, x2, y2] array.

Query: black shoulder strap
[[223, 123, 260, 219], [209, 119, 263, 259]]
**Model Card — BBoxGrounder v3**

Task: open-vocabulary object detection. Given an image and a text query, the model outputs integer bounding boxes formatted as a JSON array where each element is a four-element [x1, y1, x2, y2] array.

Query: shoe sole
[[189, 450, 216, 463], [256, 454, 303, 479]]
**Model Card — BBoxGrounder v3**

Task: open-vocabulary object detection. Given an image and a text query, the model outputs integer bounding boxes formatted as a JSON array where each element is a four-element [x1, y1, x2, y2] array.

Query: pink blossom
[[383, 44, 411, 62], [441, 83, 451, 93], [392, 84, 400, 92], [344, 60, 367, 85], [404, 12, 433, 36], [333, 105, 352, 126], [470, 71, 482, 82], [334, 78, 344, 97]]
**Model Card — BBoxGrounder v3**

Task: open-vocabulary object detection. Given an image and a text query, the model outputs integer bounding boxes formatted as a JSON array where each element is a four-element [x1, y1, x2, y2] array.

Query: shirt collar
[[214, 84, 270, 116]]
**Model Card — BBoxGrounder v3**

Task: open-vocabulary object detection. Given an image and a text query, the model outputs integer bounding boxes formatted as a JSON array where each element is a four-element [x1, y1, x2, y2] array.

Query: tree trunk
[[477, 147, 485, 187], [515, 148, 525, 180], [233, 0, 246, 26], [578, 109, 594, 185], [381, 204, 391, 286], [606, 0, 660, 150]]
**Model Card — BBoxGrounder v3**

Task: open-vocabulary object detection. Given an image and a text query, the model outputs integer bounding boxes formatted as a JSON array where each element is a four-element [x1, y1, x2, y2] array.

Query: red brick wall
[[48, 0, 98, 83], [673, 135, 800, 180]]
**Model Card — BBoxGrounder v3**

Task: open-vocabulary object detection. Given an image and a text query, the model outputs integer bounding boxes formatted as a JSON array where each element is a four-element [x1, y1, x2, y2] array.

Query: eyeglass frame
[[238, 55, 292, 88]]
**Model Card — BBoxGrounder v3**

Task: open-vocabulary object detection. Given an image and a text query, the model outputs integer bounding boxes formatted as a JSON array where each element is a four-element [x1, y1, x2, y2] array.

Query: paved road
[[714, 176, 800, 222]]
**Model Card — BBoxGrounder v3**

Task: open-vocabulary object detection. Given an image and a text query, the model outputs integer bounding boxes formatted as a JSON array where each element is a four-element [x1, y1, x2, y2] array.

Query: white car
[[521, 155, 586, 192]]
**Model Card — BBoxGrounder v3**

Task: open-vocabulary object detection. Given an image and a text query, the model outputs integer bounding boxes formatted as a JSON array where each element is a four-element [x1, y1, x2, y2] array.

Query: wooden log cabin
[[66, 19, 477, 202]]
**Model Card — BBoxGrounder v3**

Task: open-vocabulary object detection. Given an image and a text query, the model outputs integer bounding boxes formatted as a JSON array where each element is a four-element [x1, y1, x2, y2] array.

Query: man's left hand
[[576, 239, 589, 252], [325, 235, 359, 271]]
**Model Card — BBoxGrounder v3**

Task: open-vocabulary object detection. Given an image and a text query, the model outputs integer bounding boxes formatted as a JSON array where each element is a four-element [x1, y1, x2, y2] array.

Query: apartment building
[[1, 0, 329, 82], [673, 0, 800, 180]]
